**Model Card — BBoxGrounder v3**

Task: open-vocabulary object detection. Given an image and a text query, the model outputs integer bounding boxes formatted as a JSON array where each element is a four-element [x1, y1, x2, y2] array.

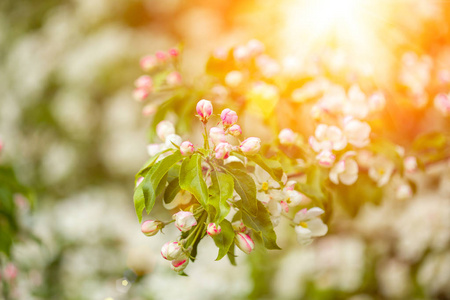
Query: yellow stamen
[[262, 182, 269, 191], [299, 222, 308, 228]]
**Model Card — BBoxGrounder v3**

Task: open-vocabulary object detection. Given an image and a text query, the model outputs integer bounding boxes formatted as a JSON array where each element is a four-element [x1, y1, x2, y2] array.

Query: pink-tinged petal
[[305, 207, 325, 219], [306, 218, 328, 237]]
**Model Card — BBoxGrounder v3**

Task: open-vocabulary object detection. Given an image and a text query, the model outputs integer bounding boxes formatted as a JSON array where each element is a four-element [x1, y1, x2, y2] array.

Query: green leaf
[[133, 187, 145, 223], [241, 201, 280, 250], [209, 171, 233, 224], [212, 219, 235, 261], [135, 148, 173, 182], [227, 242, 237, 266], [179, 153, 208, 207], [248, 154, 283, 183], [224, 165, 258, 216], [141, 151, 182, 215], [164, 178, 181, 206]]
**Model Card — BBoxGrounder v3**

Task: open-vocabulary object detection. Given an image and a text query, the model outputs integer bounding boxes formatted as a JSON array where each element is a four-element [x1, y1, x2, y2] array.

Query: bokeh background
[[0, 0, 449, 299]]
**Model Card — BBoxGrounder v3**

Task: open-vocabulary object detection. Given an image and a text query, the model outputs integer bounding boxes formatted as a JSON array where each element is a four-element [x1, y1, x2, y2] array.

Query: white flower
[[294, 207, 328, 245], [156, 120, 175, 142], [225, 71, 243, 87], [343, 84, 370, 119], [434, 93, 450, 116], [173, 211, 197, 232], [343, 118, 371, 148], [329, 151, 359, 185], [396, 183, 412, 200], [278, 128, 297, 145], [317, 84, 346, 114], [316, 150, 336, 168], [368, 91, 386, 112], [164, 134, 182, 149], [368, 155, 395, 187], [252, 165, 281, 200], [404, 156, 418, 173], [309, 124, 347, 152], [163, 190, 191, 210], [147, 143, 163, 157]]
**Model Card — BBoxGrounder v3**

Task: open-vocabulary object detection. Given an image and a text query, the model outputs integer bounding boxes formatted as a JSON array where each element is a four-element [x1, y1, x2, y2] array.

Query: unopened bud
[[171, 254, 189, 272], [228, 124, 242, 137], [168, 48, 179, 57], [133, 87, 149, 102], [156, 120, 175, 142], [140, 55, 157, 71], [134, 75, 153, 89], [240, 137, 261, 155], [235, 233, 255, 254], [215, 142, 233, 160], [173, 211, 197, 232], [206, 223, 222, 236], [166, 71, 182, 87], [209, 127, 226, 145], [141, 220, 163, 236], [180, 141, 195, 156], [155, 51, 168, 62], [220, 108, 238, 126], [232, 221, 246, 232], [161, 241, 184, 261], [196, 99, 213, 122]]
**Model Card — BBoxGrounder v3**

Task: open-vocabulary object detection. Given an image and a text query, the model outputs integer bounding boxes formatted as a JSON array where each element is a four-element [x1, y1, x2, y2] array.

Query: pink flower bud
[[396, 184, 412, 200], [196, 99, 213, 122], [133, 87, 149, 101], [4, 263, 18, 281], [155, 51, 168, 62], [141, 220, 163, 236], [206, 223, 222, 236], [228, 124, 242, 137], [220, 108, 238, 126], [239, 137, 261, 155], [0, 138, 3, 153], [278, 128, 296, 145], [134, 75, 153, 89], [178, 141, 194, 156], [168, 48, 179, 57], [171, 254, 189, 272], [434, 93, 450, 116], [135, 176, 144, 187], [316, 150, 336, 167], [235, 233, 255, 254], [232, 221, 246, 232], [209, 127, 226, 145], [161, 241, 184, 261], [215, 142, 233, 160], [166, 71, 182, 87], [140, 55, 157, 71], [404, 156, 418, 173], [142, 104, 157, 117], [173, 211, 197, 232], [156, 120, 175, 142]]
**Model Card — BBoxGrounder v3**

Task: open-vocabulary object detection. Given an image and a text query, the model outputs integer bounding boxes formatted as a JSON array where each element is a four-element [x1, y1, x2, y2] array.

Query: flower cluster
[[134, 99, 329, 273], [133, 47, 183, 115]]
